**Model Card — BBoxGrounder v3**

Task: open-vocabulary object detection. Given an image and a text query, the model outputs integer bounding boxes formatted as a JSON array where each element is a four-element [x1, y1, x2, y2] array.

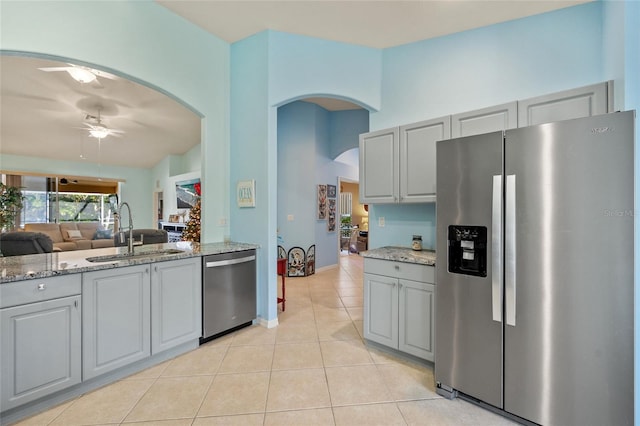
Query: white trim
[[258, 317, 279, 328]]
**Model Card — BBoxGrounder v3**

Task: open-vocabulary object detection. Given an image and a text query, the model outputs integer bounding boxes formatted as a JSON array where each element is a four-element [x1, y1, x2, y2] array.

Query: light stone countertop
[[361, 246, 436, 266], [0, 242, 259, 284]]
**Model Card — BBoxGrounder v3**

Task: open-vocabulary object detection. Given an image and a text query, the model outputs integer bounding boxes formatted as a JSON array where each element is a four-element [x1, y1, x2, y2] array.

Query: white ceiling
[[156, 0, 589, 49], [1, 1, 589, 171], [1, 55, 201, 169]]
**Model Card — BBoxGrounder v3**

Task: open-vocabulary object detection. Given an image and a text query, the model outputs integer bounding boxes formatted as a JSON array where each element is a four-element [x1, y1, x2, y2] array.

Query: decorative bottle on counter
[[412, 235, 423, 251]]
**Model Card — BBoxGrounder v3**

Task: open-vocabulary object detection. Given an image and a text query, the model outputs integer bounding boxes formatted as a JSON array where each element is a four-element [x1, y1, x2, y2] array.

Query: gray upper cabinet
[[151, 257, 202, 354], [1, 293, 81, 411], [360, 117, 449, 204], [399, 116, 450, 203], [359, 128, 399, 203], [451, 101, 518, 138], [82, 265, 151, 380], [517, 81, 612, 127]]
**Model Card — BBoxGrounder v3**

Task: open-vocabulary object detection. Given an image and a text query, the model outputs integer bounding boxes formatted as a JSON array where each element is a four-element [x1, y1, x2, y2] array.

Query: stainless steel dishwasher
[[201, 249, 256, 343]]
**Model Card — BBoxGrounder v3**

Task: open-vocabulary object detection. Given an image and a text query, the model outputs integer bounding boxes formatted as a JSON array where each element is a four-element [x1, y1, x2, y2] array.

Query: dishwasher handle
[[205, 255, 255, 268]]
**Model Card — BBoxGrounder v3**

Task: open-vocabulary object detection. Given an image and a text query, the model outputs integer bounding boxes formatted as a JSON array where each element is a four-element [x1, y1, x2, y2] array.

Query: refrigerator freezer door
[[503, 112, 634, 425], [435, 131, 504, 409]]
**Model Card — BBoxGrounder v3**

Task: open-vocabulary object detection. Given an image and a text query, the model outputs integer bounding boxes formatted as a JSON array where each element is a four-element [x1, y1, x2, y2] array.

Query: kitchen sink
[[86, 249, 185, 263]]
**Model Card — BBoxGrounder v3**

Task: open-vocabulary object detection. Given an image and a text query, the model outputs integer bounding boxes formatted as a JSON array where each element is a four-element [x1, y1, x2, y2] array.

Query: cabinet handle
[[394, 265, 400, 271], [37, 283, 46, 291], [74, 300, 78, 308], [145, 268, 149, 274]]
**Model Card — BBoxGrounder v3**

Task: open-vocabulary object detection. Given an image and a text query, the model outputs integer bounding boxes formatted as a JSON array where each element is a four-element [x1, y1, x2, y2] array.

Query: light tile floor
[[14, 253, 518, 426]]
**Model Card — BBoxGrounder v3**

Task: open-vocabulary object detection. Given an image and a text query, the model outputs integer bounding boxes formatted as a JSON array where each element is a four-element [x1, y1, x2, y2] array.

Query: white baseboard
[[258, 317, 279, 328]]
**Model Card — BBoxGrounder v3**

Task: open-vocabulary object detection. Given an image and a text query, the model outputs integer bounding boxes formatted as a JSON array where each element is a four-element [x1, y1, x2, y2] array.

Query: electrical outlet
[[287, 214, 294, 221], [218, 218, 227, 226], [378, 217, 385, 227]]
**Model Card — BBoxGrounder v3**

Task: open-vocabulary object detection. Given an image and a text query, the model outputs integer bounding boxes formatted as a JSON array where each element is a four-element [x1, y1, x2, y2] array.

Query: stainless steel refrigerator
[[435, 111, 634, 425]]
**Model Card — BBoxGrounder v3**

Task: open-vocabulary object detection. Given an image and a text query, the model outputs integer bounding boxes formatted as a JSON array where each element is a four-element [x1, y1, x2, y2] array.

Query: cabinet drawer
[[0, 274, 82, 308], [364, 258, 434, 283]]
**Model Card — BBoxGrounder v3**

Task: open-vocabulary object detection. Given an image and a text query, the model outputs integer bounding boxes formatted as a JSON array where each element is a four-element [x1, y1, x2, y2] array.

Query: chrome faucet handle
[[132, 234, 144, 246]]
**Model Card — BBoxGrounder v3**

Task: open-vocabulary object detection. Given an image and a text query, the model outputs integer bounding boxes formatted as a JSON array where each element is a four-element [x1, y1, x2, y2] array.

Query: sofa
[[23, 222, 115, 251], [0, 232, 54, 256]]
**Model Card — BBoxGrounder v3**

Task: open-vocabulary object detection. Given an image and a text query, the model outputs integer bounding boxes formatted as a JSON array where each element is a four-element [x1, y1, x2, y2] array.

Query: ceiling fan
[[38, 63, 117, 86], [82, 110, 124, 139]]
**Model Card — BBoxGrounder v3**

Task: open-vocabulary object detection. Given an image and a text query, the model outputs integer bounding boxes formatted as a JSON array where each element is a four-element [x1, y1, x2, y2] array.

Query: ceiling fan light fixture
[[66, 67, 96, 84], [89, 125, 110, 139]]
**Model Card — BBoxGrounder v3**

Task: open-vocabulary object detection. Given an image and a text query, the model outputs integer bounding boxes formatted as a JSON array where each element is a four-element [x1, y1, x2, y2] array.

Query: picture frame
[[237, 179, 256, 208], [317, 184, 327, 220], [169, 214, 180, 223], [327, 198, 336, 232], [327, 184, 336, 198]]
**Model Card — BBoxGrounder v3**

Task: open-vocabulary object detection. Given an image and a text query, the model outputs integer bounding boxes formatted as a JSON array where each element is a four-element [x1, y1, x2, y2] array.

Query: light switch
[[287, 215, 294, 221], [378, 217, 385, 227]]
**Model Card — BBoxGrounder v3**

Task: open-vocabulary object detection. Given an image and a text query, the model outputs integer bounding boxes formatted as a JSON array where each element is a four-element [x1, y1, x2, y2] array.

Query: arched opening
[[1, 52, 203, 239], [275, 96, 369, 275]]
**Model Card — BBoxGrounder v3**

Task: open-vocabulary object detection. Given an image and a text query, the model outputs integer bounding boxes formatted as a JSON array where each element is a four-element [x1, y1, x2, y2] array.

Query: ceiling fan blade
[[38, 66, 72, 72], [91, 69, 118, 80]]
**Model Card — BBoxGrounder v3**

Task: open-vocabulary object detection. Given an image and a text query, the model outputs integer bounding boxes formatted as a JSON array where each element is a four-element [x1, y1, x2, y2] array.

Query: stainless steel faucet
[[117, 202, 143, 254]]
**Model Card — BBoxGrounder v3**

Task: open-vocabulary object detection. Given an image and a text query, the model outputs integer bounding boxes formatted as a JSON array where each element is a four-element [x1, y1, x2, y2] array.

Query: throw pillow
[[94, 229, 113, 240], [64, 229, 84, 241]]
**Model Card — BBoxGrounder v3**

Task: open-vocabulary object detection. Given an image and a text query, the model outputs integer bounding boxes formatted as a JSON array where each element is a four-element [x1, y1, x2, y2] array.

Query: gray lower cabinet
[[151, 257, 201, 354], [363, 258, 435, 361], [0, 275, 82, 411], [82, 264, 151, 380]]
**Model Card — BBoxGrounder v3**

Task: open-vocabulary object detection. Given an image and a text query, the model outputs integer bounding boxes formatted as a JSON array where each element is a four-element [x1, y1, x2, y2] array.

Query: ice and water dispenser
[[448, 226, 487, 277]]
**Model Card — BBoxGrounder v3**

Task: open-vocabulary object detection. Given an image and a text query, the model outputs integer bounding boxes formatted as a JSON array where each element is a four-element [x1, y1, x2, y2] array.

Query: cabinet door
[[518, 81, 611, 127], [1, 296, 81, 411], [399, 280, 434, 361], [151, 258, 202, 354], [83, 265, 150, 380], [452, 102, 517, 138], [359, 128, 399, 203], [363, 273, 398, 348], [399, 116, 450, 202]]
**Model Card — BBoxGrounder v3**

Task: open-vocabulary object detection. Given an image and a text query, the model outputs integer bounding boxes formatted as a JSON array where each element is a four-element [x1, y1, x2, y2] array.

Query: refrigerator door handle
[[505, 174, 516, 327], [492, 175, 502, 323]]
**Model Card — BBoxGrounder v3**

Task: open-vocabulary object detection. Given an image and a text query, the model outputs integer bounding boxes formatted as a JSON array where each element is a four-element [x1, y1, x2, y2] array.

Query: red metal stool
[[277, 257, 287, 311]]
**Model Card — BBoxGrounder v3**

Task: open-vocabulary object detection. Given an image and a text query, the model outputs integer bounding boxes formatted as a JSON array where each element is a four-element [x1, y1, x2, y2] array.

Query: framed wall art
[[237, 179, 256, 208], [317, 184, 327, 220], [327, 198, 336, 232], [327, 184, 336, 198]]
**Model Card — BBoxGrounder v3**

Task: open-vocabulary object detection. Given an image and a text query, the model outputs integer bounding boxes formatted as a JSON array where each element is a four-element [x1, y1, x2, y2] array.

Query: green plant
[[0, 182, 24, 231]]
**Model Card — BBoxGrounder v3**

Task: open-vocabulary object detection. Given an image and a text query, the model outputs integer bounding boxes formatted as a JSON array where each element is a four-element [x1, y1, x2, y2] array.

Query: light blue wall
[[367, 2, 606, 251], [230, 31, 381, 322], [330, 109, 370, 160], [230, 32, 272, 319], [0, 0, 230, 243], [277, 102, 318, 253], [373, 2, 604, 130]]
